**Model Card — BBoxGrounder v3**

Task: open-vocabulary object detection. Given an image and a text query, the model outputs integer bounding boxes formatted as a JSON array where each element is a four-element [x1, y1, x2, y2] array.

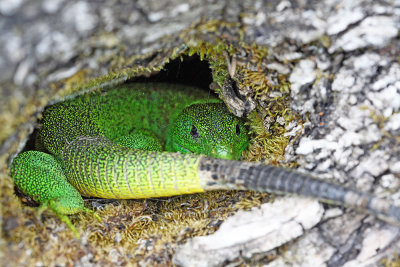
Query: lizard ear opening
[[235, 124, 241, 136], [190, 125, 200, 139]]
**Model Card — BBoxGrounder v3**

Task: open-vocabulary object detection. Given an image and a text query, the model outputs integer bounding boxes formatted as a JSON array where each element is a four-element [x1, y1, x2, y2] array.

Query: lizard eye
[[190, 125, 199, 139], [236, 124, 241, 136]]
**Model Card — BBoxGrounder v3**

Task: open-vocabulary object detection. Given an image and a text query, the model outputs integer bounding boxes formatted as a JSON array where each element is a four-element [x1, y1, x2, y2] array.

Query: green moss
[[244, 98, 301, 164], [381, 254, 400, 267], [8, 191, 270, 265]]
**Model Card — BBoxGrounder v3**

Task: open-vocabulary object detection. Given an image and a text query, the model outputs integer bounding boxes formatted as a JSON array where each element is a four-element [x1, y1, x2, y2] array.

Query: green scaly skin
[[10, 83, 249, 238], [11, 83, 400, 238]]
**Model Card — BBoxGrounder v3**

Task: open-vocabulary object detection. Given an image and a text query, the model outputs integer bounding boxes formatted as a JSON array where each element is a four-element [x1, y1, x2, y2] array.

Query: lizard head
[[168, 103, 249, 160]]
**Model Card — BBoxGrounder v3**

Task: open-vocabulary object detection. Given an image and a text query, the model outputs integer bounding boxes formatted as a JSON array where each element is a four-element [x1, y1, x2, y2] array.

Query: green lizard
[[9, 83, 400, 238]]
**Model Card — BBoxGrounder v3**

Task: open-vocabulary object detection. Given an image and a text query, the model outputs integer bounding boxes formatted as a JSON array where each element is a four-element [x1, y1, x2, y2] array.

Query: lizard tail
[[199, 157, 400, 226]]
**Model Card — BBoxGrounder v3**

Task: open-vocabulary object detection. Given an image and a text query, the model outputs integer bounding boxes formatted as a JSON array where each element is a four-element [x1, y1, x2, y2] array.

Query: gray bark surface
[[1, 0, 399, 266]]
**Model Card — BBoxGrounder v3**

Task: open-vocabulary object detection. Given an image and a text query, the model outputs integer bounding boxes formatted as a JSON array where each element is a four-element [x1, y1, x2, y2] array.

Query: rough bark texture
[[1, 0, 400, 266]]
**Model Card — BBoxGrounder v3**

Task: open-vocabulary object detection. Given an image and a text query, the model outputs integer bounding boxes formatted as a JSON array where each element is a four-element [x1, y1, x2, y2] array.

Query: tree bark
[[1, 0, 399, 266]]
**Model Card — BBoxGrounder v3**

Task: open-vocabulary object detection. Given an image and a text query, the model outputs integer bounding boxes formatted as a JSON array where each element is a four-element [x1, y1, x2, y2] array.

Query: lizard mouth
[[173, 142, 247, 160], [173, 142, 193, 154]]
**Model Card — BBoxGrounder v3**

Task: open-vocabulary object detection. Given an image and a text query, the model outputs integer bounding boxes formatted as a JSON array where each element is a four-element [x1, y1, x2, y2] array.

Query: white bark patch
[[329, 16, 398, 52], [173, 197, 324, 267]]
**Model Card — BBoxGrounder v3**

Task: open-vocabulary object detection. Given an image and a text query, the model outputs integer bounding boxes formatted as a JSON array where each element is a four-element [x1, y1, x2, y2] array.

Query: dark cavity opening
[[130, 55, 214, 90]]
